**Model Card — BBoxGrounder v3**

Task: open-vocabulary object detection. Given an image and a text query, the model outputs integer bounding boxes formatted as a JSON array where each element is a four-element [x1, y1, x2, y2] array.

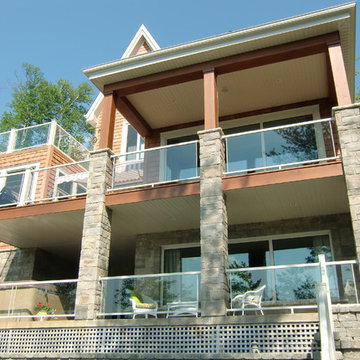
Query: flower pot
[[34, 310, 50, 321]]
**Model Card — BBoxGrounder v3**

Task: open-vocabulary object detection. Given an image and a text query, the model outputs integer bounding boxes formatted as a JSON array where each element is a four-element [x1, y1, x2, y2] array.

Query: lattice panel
[[0, 322, 319, 355]]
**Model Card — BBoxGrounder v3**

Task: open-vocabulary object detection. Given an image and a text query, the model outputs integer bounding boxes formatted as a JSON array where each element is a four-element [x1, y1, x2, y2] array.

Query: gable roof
[[85, 24, 160, 126]]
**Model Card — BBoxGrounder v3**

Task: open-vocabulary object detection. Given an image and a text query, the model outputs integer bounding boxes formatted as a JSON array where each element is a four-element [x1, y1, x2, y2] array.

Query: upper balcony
[[0, 121, 89, 162]]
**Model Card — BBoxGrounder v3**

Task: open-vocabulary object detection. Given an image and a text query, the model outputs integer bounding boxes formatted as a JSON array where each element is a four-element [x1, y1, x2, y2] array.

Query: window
[[0, 164, 38, 206], [54, 168, 87, 198], [122, 121, 145, 162]]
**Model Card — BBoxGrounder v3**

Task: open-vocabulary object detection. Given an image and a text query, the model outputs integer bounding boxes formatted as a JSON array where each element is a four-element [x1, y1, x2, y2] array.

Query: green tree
[[0, 63, 94, 144]]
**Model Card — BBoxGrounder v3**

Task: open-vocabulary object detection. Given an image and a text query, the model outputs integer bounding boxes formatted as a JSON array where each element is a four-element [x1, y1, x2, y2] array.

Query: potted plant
[[34, 302, 55, 320]]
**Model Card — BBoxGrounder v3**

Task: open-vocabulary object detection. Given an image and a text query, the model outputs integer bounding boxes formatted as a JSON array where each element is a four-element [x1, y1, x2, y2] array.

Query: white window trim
[[120, 120, 145, 163], [0, 162, 39, 206]]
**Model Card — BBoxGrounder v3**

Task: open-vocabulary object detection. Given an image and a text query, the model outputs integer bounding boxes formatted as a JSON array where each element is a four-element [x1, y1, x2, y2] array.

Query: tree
[[0, 63, 94, 144]]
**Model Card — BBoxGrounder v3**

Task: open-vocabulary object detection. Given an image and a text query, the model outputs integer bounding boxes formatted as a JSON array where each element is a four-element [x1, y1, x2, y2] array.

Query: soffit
[[109, 194, 200, 236], [0, 210, 84, 263], [84, 3, 355, 94], [127, 53, 328, 129], [225, 176, 349, 225]]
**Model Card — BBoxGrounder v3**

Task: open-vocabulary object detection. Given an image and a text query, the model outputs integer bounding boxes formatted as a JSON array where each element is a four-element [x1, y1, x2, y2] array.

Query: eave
[[83, 2, 356, 96]]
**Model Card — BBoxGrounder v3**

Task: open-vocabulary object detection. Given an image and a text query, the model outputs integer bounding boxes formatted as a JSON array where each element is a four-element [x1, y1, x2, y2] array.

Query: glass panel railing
[[0, 279, 77, 321], [30, 160, 89, 202], [224, 118, 337, 174], [0, 131, 10, 153], [14, 123, 51, 150], [54, 125, 89, 162], [112, 141, 199, 190], [326, 261, 359, 304], [99, 272, 200, 317], [0, 160, 89, 207], [227, 260, 358, 310]]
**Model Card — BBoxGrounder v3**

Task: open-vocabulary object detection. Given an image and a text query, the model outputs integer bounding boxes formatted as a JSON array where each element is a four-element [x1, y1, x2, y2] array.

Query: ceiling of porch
[[126, 53, 329, 130]]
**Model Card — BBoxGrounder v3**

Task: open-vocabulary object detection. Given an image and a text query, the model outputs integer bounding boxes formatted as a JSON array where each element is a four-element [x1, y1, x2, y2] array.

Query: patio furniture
[[231, 285, 266, 315], [166, 301, 199, 318], [129, 291, 158, 319]]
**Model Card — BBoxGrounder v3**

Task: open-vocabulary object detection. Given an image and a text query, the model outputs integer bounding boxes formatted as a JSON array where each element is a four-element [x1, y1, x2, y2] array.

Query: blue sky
[[0, 0, 358, 115]]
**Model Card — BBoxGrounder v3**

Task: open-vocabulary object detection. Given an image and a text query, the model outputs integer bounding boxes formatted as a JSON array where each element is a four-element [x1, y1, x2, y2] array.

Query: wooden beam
[[203, 68, 218, 130], [104, 32, 340, 97], [327, 41, 352, 106], [115, 96, 152, 138], [98, 93, 116, 149]]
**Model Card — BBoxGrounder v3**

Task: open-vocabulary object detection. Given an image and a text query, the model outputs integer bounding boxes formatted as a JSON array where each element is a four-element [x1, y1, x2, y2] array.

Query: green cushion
[[130, 291, 143, 304]]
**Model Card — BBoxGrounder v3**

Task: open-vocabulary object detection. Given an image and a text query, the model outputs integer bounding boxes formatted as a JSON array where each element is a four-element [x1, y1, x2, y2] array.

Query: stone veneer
[[333, 305, 360, 360], [198, 128, 229, 317], [75, 148, 113, 320], [333, 104, 360, 266], [133, 213, 355, 276]]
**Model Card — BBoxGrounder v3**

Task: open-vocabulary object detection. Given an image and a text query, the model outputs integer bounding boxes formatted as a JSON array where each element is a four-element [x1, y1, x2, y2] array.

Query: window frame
[[0, 162, 39, 206]]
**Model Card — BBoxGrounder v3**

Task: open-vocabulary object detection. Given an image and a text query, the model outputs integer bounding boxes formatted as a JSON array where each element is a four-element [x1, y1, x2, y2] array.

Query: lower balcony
[[0, 259, 358, 358]]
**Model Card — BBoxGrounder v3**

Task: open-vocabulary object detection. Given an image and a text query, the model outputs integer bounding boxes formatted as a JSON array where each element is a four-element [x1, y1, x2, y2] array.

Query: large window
[[163, 233, 332, 302]]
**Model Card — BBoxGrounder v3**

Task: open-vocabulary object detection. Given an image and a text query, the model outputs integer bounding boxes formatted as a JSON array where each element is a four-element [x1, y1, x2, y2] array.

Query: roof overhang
[[83, 2, 356, 96]]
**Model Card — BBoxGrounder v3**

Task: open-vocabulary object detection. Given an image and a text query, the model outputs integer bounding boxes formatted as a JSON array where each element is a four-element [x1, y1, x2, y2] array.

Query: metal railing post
[[317, 254, 336, 360], [6, 129, 16, 153], [48, 119, 58, 146]]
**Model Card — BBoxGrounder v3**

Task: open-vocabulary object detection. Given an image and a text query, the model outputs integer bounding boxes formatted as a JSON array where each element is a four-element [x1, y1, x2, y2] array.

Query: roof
[[83, 2, 356, 95], [85, 24, 160, 126]]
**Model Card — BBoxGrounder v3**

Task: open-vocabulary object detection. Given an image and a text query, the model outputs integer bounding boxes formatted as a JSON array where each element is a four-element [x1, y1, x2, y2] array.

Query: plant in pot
[[34, 302, 55, 320]]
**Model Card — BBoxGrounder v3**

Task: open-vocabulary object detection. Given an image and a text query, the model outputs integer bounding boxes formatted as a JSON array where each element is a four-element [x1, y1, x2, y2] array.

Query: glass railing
[[99, 271, 200, 317], [0, 160, 89, 207], [14, 123, 51, 151], [0, 279, 77, 321], [0, 121, 89, 161], [111, 141, 199, 190], [227, 260, 358, 310], [224, 118, 338, 175], [54, 125, 89, 162]]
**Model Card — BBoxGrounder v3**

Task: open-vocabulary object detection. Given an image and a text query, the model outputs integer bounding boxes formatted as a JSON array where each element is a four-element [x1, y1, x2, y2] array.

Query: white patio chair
[[129, 291, 158, 319], [231, 285, 266, 315]]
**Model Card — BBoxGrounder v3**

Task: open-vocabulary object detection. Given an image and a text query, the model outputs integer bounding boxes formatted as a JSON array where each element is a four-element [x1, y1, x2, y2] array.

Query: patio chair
[[129, 291, 158, 319], [231, 285, 266, 315]]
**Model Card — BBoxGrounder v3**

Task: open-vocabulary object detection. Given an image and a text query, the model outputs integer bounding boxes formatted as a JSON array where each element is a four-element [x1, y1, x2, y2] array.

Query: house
[[0, 2, 359, 359]]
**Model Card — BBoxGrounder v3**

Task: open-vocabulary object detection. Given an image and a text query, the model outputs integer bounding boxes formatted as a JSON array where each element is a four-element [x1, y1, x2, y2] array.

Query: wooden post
[[327, 42, 352, 106], [98, 93, 116, 149], [203, 68, 218, 130]]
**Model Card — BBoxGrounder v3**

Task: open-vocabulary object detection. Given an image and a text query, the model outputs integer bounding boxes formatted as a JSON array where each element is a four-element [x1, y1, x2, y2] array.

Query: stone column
[[198, 127, 229, 317], [75, 148, 113, 320], [333, 103, 360, 264]]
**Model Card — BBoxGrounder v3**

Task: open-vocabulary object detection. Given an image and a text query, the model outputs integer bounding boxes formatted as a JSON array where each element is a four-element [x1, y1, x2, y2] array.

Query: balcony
[[0, 259, 357, 356], [223, 118, 338, 176], [0, 121, 89, 162]]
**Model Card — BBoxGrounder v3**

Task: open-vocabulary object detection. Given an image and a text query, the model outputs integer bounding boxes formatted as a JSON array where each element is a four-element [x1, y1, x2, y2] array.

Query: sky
[[0, 0, 358, 116]]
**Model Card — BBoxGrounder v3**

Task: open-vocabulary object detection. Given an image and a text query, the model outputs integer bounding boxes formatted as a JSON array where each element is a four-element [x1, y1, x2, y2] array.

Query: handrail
[[222, 117, 334, 139], [0, 279, 78, 288], [227, 259, 357, 273], [111, 139, 199, 159], [100, 271, 201, 281]]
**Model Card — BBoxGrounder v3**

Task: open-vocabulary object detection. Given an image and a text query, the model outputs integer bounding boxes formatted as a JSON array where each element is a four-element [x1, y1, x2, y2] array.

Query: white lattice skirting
[[0, 323, 320, 356]]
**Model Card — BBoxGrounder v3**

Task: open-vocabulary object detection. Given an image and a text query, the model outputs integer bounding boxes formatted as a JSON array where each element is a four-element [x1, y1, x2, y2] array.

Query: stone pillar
[[333, 104, 360, 264], [75, 148, 113, 320], [198, 127, 229, 317]]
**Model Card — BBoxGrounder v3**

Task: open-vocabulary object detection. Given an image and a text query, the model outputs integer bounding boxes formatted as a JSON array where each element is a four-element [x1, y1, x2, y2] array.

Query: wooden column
[[98, 93, 116, 149], [203, 68, 218, 130], [327, 42, 352, 106]]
